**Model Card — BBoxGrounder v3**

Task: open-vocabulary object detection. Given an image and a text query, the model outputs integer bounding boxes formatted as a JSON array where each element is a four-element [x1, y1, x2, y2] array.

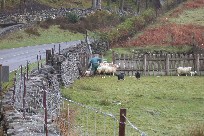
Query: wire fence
[[12, 59, 147, 136], [55, 98, 147, 136], [9, 41, 148, 136], [12, 57, 61, 135]]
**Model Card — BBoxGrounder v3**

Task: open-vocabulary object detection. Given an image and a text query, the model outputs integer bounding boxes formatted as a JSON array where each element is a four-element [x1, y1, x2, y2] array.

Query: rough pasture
[[61, 76, 204, 136]]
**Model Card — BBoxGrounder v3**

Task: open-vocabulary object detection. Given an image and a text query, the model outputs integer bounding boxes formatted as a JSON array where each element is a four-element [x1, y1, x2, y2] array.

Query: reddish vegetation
[[183, 0, 204, 9], [125, 0, 204, 49], [129, 24, 204, 48], [169, 0, 204, 17]]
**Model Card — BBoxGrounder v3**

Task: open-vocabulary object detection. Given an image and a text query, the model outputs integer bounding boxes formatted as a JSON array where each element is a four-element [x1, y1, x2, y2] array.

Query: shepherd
[[88, 54, 102, 75]]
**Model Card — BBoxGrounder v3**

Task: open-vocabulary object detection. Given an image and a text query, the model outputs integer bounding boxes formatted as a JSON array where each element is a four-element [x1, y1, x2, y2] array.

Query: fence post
[[26, 61, 29, 79], [112, 51, 115, 64], [23, 73, 26, 119], [59, 44, 61, 55], [166, 54, 170, 75], [37, 55, 39, 71], [13, 72, 16, 103], [20, 65, 23, 80], [43, 86, 48, 136], [46, 50, 52, 65], [119, 108, 126, 136], [143, 54, 147, 76], [195, 54, 200, 73]]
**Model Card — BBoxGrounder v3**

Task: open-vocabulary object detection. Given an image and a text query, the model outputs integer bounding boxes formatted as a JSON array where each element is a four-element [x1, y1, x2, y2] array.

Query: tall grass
[[169, 8, 204, 26]]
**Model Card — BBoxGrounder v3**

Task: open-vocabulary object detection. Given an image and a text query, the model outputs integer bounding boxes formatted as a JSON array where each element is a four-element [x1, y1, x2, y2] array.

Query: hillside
[[125, 0, 204, 49], [0, 0, 203, 53]]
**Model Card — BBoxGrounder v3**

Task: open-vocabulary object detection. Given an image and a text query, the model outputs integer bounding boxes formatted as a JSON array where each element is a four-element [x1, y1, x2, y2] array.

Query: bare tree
[[92, 0, 97, 9], [107, 0, 111, 7], [1, 0, 5, 11], [119, 0, 124, 11], [145, 0, 148, 9], [137, 0, 140, 14], [97, 0, 101, 9], [153, 0, 161, 16]]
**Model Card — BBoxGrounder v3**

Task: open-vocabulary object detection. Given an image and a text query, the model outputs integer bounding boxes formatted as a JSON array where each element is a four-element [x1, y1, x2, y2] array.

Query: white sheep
[[190, 71, 197, 76], [97, 64, 119, 76], [177, 67, 192, 76], [84, 70, 92, 77]]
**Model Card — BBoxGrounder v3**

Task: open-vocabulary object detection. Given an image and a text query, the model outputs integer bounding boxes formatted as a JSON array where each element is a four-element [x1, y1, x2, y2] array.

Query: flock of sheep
[[84, 62, 197, 78]]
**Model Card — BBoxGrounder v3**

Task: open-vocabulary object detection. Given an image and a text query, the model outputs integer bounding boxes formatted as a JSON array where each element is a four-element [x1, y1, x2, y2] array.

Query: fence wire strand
[[123, 115, 147, 136]]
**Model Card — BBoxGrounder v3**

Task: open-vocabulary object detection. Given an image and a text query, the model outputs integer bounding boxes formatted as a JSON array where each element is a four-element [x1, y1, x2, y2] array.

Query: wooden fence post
[[59, 44, 61, 55], [23, 73, 26, 119], [37, 55, 39, 71], [13, 72, 16, 103], [195, 54, 200, 73], [143, 54, 147, 76], [166, 54, 170, 76], [26, 61, 29, 79], [112, 51, 115, 64], [119, 108, 126, 136], [46, 50, 51, 65]]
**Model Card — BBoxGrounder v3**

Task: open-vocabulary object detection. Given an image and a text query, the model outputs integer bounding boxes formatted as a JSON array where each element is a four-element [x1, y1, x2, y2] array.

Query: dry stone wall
[[1, 41, 92, 135]]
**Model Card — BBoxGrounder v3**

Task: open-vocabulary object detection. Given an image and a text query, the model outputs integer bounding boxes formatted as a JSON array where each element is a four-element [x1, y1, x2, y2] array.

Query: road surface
[[0, 40, 82, 72]]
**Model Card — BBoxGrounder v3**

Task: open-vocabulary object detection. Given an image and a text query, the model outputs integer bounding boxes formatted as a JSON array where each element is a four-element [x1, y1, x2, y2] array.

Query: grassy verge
[[0, 25, 84, 50], [61, 76, 204, 136]]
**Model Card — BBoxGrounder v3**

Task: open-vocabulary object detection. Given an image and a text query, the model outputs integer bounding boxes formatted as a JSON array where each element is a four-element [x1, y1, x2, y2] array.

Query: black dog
[[135, 71, 140, 79], [117, 73, 125, 80]]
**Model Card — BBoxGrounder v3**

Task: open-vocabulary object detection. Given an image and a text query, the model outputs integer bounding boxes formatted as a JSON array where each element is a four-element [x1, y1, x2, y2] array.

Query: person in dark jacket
[[88, 54, 102, 75]]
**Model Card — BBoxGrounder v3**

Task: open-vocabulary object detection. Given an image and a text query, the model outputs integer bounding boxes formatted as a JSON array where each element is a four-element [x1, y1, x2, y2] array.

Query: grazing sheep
[[99, 62, 114, 67], [97, 64, 119, 76], [177, 67, 192, 76]]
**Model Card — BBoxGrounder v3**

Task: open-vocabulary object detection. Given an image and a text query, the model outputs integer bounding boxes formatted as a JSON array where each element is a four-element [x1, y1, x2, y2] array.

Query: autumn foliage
[[122, 0, 204, 49], [129, 24, 204, 48]]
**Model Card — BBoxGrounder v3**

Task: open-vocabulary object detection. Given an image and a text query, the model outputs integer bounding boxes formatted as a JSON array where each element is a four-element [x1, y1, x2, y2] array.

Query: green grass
[[61, 76, 204, 136], [169, 8, 204, 26], [0, 25, 84, 50]]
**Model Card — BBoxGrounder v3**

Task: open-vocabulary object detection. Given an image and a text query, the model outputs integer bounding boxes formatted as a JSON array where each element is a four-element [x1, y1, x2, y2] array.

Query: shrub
[[24, 27, 40, 36], [97, 8, 156, 46], [184, 124, 204, 136], [39, 21, 50, 29], [142, 8, 156, 24], [66, 12, 79, 23], [133, 16, 145, 32]]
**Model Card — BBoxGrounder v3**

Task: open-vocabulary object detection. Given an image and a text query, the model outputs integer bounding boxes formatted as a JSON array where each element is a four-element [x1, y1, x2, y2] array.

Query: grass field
[[168, 8, 204, 26], [61, 76, 204, 136], [0, 25, 84, 50]]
